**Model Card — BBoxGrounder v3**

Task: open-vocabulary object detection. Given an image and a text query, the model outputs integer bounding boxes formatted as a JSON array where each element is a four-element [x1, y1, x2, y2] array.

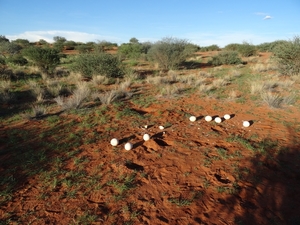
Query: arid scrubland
[[1, 35, 300, 224]]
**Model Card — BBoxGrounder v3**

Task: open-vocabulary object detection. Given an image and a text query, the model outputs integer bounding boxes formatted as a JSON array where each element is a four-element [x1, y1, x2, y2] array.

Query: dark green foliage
[[53, 36, 67, 51], [6, 54, 28, 66], [75, 44, 94, 53], [200, 44, 220, 51], [72, 52, 123, 78], [0, 42, 22, 57], [238, 42, 257, 57], [147, 37, 196, 70], [22, 47, 60, 74], [209, 51, 243, 66], [257, 40, 289, 52], [225, 42, 256, 57], [11, 39, 30, 48], [64, 41, 77, 50], [273, 36, 300, 75], [0, 57, 6, 65], [118, 43, 144, 60], [224, 43, 240, 51], [0, 35, 9, 43]]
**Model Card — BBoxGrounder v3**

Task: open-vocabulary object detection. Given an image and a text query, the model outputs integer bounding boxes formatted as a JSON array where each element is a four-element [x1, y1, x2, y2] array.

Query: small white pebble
[[159, 126, 164, 130], [205, 116, 212, 122], [124, 142, 133, 151], [110, 138, 119, 146]]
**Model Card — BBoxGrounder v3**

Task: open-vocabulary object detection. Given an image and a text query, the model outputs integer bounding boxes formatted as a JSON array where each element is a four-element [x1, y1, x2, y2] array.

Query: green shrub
[[72, 52, 123, 78], [257, 40, 288, 52], [200, 44, 220, 51], [147, 37, 196, 70], [75, 44, 93, 53], [118, 43, 143, 59], [273, 36, 300, 75], [6, 54, 28, 66], [238, 42, 257, 57], [209, 51, 243, 66], [224, 43, 241, 51], [22, 46, 60, 74]]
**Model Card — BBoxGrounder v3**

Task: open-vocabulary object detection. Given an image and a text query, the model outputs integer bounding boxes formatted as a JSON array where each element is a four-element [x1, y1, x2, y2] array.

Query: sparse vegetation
[[1, 35, 300, 225]]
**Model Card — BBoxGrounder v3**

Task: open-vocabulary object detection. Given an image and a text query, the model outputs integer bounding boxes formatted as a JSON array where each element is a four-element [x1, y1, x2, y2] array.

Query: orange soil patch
[[0, 53, 300, 224]]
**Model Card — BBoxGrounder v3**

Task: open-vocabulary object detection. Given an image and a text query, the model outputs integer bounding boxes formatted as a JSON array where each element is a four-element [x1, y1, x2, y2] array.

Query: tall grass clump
[[209, 51, 243, 66], [147, 37, 197, 70], [273, 36, 300, 75], [56, 82, 90, 110], [72, 52, 123, 79]]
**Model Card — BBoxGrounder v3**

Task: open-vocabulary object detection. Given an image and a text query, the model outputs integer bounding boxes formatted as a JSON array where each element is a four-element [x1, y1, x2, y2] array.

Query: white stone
[[205, 116, 212, 122], [159, 126, 164, 130], [110, 138, 119, 146], [143, 134, 150, 141], [189, 116, 197, 122], [124, 142, 133, 151]]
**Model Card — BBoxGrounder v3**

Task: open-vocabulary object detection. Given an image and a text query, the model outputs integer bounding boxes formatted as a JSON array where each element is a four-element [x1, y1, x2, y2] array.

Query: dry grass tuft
[[261, 92, 283, 108]]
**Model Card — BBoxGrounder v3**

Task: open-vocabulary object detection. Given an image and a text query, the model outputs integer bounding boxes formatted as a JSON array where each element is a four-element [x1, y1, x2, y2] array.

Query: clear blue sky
[[0, 0, 299, 47]]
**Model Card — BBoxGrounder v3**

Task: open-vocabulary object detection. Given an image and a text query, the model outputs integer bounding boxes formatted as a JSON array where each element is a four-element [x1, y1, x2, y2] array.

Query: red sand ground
[[0, 52, 300, 225]]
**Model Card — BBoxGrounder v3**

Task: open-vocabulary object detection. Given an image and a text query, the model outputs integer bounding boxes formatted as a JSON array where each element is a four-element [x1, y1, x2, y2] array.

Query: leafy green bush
[[75, 44, 94, 53], [224, 42, 256, 57], [257, 40, 289, 52], [209, 51, 243, 66], [224, 43, 241, 51], [22, 47, 60, 74], [118, 43, 144, 59], [200, 44, 220, 52], [72, 52, 123, 78], [273, 36, 300, 75], [238, 42, 257, 57], [147, 37, 196, 70], [6, 54, 28, 66]]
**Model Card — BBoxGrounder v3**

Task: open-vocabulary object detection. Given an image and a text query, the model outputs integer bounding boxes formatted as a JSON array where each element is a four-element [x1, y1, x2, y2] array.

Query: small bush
[[22, 47, 60, 75], [238, 42, 257, 57], [6, 54, 28, 66], [72, 52, 123, 78], [273, 36, 300, 75], [147, 37, 196, 70], [200, 45, 220, 52], [209, 51, 243, 66]]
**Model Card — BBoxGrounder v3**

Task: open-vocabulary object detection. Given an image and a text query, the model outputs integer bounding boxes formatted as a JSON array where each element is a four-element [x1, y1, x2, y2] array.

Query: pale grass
[[261, 92, 283, 108], [0, 80, 11, 92], [46, 79, 63, 97], [250, 82, 266, 94], [97, 89, 124, 104], [212, 78, 229, 87], [29, 104, 47, 118], [277, 80, 295, 89], [61, 82, 91, 110], [91, 75, 109, 85], [228, 90, 240, 100], [119, 79, 132, 90], [199, 71, 213, 77], [63, 72, 82, 83], [251, 63, 267, 72], [27, 80, 44, 100], [199, 84, 214, 93], [159, 84, 183, 96]]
